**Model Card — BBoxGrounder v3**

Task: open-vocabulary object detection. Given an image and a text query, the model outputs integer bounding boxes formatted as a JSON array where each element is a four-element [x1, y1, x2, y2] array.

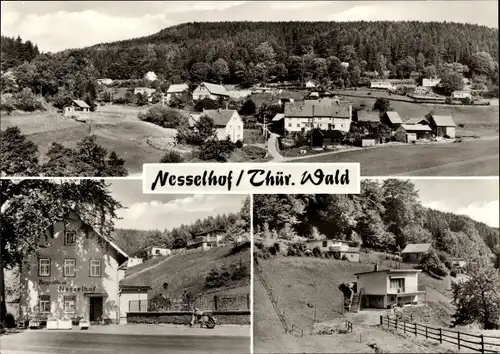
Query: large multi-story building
[[19, 212, 132, 324], [283, 98, 352, 133]]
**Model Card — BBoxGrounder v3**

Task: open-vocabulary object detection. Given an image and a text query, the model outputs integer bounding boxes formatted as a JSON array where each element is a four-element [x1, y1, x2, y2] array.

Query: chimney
[[374, 264, 379, 272]]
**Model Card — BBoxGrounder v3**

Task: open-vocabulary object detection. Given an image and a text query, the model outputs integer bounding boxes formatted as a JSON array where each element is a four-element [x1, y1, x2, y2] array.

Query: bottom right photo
[[252, 178, 500, 354]]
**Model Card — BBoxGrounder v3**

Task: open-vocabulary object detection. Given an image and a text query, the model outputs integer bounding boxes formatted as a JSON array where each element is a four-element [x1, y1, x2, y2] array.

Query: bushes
[[420, 250, 448, 277], [450, 270, 457, 277], [3, 313, 16, 328], [235, 140, 244, 148], [205, 260, 249, 289], [287, 242, 306, 257], [160, 150, 184, 163], [199, 138, 236, 161], [312, 247, 322, 258], [138, 105, 188, 128]]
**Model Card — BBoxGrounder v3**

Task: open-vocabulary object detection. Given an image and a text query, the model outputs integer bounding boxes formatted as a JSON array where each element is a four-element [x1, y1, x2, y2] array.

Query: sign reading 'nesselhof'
[[142, 163, 360, 194]]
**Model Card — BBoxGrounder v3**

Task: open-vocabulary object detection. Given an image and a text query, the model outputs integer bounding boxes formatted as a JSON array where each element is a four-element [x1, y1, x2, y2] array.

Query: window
[[296, 124, 300, 128], [288, 123, 292, 127], [65, 231, 76, 246], [64, 295, 76, 312], [38, 258, 51, 277], [90, 259, 102, 277], [322, 241, 328, 247], [155, 250, 161, 255], [390, 278, 405, 289], [63, 259, 76, 277], [39, 295, 51, 312]]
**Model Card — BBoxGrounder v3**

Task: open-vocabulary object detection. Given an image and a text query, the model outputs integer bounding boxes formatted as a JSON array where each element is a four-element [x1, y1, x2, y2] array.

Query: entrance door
[[89, 297, 103, 322]]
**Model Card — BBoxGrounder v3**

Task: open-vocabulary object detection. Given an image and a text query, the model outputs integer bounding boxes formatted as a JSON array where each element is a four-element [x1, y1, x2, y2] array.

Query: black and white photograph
[[252, 179, 499, 353], [0, 179, 251, 354], [1, 1, 498, 177]]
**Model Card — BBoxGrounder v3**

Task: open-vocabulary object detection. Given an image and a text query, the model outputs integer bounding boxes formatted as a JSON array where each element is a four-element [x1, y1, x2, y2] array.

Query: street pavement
[[0, 327, 250, 354]]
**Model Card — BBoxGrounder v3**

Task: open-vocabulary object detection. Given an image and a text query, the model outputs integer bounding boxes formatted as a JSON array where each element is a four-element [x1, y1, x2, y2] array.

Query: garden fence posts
[[457, 331, 460, 350], [480, 334, 484, 353], [214, 296, 219, 311], [246, 294, 250, 310], [395, 318, 398, 330], [404, 320, 406, 334], [414, 323, 417, 336], [439, 328, 442, 343], [425, 325, 428, 339], [380, 315, 383, 326]]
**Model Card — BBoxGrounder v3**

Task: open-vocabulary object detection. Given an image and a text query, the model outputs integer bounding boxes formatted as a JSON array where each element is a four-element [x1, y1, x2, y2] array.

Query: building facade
[[202, 109, 244, 143], [355, 268, 426, 309], [192, 82, 230, 101], [401, 243, 432, 263], [284, 99, 352, 133], [19, 212, 129, 324], [63, 100, 90, 118]]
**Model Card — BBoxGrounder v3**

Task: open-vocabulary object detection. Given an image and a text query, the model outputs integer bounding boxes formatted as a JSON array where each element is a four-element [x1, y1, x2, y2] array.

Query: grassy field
[[254, 256, 458, 353], [120, 244, 250, 298], [291, 138, 499, 176], [0, 105, 179, 174]]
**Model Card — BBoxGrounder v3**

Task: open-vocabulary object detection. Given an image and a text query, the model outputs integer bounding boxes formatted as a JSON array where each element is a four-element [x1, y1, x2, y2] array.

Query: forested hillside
[[78, 21, 498, 85], [253, 180, 499, 262], [0, 36, 40, 72], [112, 196, 250, 254]]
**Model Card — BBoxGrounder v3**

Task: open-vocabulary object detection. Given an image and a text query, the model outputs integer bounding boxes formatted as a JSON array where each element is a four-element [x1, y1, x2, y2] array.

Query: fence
[[346, 320, 353, 333], [255, 264, 304, 337], [129, 294, 250, 313], [380, 316, 500, 353]]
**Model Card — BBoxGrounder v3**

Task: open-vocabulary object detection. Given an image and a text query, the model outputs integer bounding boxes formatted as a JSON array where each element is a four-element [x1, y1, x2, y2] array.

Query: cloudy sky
[[414, 178, 499, 228], [107, 179, 247, 231], [1, 1, 498, 53]]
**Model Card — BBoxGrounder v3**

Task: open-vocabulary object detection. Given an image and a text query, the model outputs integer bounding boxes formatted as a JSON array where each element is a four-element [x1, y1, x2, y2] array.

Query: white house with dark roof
[[283, 98, 352, 133], [166, 83, 189, 104], [63, 100, 90, 118], [451, 91, 472, 100], [202, 108, 244, 143], [192, 82, 230, 101], [426, 114, 456, 138], [401, 243, 433, 263], [422, 78, 441, 87], [354, 266, 426, 309]]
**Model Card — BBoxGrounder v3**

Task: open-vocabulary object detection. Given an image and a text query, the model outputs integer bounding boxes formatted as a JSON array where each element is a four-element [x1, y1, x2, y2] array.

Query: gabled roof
[[384, 111, 403, 124], [405, 117, 429, 125], [72, 100, 90, 108], [357, 111, 380, 123], [400, 124, 432, 132], [401, 243, 432, 254], [429, 115, 456, 127], [272, 113, 285, 121], [354, 269, 422, 276], [202, 109, 238, 127], [167, 84, 189, 93], [200, 82, 229, 96], [284, 99, 350, 119]]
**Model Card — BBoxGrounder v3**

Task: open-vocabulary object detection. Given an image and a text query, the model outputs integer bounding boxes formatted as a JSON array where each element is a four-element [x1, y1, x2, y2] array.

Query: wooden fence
[[346, 320, 353, 333], [380, 316, 500, 353]]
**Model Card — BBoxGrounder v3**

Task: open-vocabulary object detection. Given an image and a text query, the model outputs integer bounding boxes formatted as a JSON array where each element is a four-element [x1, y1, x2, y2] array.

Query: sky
[[413, 178, 499, 228], [1, 1, 498, 53], [107, 179, 247, 231]]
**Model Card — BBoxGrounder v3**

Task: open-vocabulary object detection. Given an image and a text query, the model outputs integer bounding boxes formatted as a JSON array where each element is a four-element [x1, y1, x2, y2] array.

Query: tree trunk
[[0, 234, 8, 324]]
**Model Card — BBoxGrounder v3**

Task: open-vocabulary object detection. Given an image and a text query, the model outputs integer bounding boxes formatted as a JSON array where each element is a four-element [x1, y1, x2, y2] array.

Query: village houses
[[381, 111, 403, 130], [426, 114, 456, 138], [394, 124, 433, 143], [401, 243, 433, 263], [305, 239, 360, 262], [353, 266, 426, 309], [165, 83, 189, 104], [283, 98, 352, 133], [131, 246, 171, 261], [186, 228, 225, 252], [134, 87, 156, 102], [201, 108, 244, 143], [63, 100, 90, 118], [192, 82, 230, 101]]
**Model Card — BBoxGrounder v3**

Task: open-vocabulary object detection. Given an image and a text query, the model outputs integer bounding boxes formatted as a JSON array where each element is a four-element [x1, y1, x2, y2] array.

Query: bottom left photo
[[1, 179, 251, 354]]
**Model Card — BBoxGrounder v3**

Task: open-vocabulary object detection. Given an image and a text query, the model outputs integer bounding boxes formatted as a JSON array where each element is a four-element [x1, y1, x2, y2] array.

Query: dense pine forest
[[253, 180, 499, 264], [0, 36, 40, 72], [112, 196, 250, 255]]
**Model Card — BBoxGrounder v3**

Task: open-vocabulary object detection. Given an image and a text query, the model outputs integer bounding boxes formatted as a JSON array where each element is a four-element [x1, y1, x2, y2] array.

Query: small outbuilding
[[394, 124, 432, 143], [64, 100, 90, 118], [401, 243, 433, 263]]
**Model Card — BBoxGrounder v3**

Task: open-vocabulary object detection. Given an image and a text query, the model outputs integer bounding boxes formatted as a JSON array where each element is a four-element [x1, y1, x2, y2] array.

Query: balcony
[[389, 285, 426, 295]]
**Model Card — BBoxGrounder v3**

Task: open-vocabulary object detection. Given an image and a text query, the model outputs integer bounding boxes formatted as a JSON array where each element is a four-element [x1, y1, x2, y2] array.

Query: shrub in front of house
[[160, 150, 184, 163], [450, 270, 457, 277], [304, 249, 313, 257], [287, 242, 307, 257], [341, 255, 348, 261], [312, 247, 322, 258], [235, 140, 244, 148]]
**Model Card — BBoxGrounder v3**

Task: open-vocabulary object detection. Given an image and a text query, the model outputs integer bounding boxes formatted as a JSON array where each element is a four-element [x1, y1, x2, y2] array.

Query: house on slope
[[305, 239, 360, 262], [144, 71, 157, 82], [357, 111, 380, 124], [425, 114, 456, 138], [134, 87, 156, 102], [97, 78, 113, 86], [132, 246, 171, 260], [283, 98, 352, 133], [422, 78, 441, 87], [401, 243, 433, 263], [186, 228, 226, 252], [394, 124, 432, 143], [381, 111, 403, 130], [166, 83, 189, 104], [202, 108, 244, 143], [354, 266, 426, 309], [63, 100, 90, 118], [192, 82, 230, 101]]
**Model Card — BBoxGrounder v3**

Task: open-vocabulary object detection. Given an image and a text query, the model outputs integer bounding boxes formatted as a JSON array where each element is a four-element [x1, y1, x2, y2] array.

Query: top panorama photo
[[0, 1, 498, 177]]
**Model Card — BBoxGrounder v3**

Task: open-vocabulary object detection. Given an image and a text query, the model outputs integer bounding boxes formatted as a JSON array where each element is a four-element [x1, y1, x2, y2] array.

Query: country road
[[0, 331, 250, 354]]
